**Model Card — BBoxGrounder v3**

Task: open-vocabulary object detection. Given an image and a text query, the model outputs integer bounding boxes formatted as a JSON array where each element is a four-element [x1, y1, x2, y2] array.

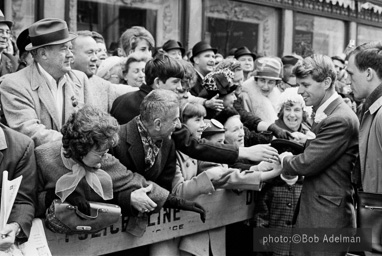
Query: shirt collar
[[195, 69, 204, 79], [363, 84, 382, 115], [37, 63, 66, 85], [0, 127, 7, 150], [316, 91, 339, 115]]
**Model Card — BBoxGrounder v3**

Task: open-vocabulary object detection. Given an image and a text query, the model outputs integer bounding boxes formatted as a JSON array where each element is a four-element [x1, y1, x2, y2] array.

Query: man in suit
[[189, 41, 217, 96], [0, 122, 37, 250], [0, 11, 17, 77], [112, 89, 181, 191], [280, 55, 359, 255], [71, 30, 134, 113], [0, 18, 94, 147]]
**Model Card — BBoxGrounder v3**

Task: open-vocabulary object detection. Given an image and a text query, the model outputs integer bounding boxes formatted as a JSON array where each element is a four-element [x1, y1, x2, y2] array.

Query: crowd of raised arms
[[0, 12, 381, 256]]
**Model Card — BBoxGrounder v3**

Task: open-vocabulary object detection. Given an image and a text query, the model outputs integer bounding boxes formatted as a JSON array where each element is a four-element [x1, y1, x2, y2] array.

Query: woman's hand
[[0, 222, 19, 251], [131, 184, 157, 214]]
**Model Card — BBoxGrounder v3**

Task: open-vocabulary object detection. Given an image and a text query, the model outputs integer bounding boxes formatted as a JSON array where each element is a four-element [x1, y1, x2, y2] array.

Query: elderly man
[[0, 18, 94, 147], [0, 122, 37, 251], [280, 55, 359, 255], [71, 30, 134, 113], [189, 41, 217, 96], [0, 11, 17, 76]]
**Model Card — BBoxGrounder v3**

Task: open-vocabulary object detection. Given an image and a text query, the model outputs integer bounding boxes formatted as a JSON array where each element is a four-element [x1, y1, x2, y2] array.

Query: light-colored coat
[[0, 62, 94, 147], [283, 97, 359, 230], [241, 78, 281, 123], [359, 96, 382, 193], [150, 151, 224, 256], [88, 75, 138, 113]]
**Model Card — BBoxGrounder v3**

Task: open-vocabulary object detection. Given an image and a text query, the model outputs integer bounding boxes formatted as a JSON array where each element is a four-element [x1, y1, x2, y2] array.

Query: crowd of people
[[0, 10, 381, 256]]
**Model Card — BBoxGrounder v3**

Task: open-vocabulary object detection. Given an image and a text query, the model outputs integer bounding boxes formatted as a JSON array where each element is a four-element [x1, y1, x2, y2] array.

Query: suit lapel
[[312, 97, 342, 133], [31, 63, 61, 129], [125, 120, 146, 173]]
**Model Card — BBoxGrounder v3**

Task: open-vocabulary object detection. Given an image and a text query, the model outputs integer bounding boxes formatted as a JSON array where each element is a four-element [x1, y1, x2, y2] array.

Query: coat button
[[287, 203, 292, 207]]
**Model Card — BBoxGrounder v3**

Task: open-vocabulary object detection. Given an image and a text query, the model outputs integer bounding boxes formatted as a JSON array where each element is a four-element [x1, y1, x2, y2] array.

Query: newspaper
[[0, 171, 22, 231], [0, 171, 52, 256]]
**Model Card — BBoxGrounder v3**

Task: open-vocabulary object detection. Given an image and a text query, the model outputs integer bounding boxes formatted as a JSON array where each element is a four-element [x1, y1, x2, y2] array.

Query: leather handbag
[[356, 191, 382, 253], [45, 199, 121, 234]]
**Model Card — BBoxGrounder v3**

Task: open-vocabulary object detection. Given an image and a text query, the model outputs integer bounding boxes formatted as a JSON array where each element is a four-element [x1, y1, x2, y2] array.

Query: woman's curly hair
[[61, 106, 119, 159]]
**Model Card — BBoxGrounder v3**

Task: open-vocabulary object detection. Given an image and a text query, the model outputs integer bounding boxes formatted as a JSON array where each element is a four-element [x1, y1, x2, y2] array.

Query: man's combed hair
[[61, 105, 119, 159], [294, 54, 336, 87], [145, 52, 184, 86], [348, 42, 382, 79], [140, 89, 179, 123]]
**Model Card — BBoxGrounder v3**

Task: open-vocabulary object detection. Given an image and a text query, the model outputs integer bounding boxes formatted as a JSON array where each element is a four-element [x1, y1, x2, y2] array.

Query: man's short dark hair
[[145, 52, 184, 86]]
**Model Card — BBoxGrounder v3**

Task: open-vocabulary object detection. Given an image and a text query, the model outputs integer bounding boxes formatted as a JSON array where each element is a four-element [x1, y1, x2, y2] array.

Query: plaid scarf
[[136, 116, 162, 171]]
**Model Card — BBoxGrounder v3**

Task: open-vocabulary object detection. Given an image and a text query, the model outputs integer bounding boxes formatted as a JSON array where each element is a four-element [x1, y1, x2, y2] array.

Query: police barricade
[[45, 189, 256, 255]]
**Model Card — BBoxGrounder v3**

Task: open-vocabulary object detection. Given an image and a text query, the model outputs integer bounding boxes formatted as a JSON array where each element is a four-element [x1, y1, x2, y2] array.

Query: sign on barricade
[[46, 189, 256, 255]]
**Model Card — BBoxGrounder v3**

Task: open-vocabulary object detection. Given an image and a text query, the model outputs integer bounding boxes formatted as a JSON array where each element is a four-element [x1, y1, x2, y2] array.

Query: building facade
[[4, 0, 382, 57]]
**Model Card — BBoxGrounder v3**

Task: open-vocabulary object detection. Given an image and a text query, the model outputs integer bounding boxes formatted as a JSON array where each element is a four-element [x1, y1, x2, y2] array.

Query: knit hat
[[253, 57, 282, 80], [276, 87, 306, 114]]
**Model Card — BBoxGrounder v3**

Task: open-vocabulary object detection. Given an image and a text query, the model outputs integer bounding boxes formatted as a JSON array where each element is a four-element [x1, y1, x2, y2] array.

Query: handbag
[[45, 199, 121, 234], [356, 191, 382, 253]]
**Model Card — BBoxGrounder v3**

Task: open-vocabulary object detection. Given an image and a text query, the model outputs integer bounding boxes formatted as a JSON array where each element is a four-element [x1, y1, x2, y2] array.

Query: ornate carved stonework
[[241, 0, 382, 27]]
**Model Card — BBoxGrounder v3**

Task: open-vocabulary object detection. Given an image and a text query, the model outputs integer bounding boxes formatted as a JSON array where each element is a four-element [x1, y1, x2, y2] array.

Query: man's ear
[[38, 48, 49, 60], [323, 77, 332, 90], [153, 118, 161, 131], [117, 47, 125, 57], [194, 56, 200, 65], [366, 68, 374, 81], [153, 77, 161, 89]]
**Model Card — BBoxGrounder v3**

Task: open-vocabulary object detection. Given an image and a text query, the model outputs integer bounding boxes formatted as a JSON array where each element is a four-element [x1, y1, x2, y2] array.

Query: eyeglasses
[[0, 29, 10, 36]]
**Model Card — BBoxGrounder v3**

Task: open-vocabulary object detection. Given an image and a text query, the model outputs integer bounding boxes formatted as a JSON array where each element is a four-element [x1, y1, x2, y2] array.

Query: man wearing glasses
[[0, 11, 17, 77]]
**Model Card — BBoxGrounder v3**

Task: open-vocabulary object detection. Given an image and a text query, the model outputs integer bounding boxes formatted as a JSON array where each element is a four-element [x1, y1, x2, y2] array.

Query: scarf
[[136, 115, 162, 171], [55, 147, 113, 202]]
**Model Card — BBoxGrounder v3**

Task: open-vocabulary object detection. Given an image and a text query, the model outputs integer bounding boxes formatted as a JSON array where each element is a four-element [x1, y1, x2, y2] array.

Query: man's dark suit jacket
[[112, 118, 176, 191], [110, 83, 152, 125], [190, 72, 204, 96], [0, 52, 18, 77], [283, 97, 359, 231], [0, 124, 37, 243]]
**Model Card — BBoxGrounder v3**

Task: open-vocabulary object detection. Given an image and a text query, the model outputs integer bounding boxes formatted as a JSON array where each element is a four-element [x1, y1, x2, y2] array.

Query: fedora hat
[[25, 18, 77, 51], [190, 41, 217, 62], [16, 28, 30, 56], [253, 56, 282, 80], [0, 10, 13, 29], [162, 40, 185, 56], [234, 46, 256, 60]]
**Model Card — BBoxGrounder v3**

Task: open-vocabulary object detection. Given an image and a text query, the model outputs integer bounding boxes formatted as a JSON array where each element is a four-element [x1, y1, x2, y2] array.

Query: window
[[294, 13, 346, 56]]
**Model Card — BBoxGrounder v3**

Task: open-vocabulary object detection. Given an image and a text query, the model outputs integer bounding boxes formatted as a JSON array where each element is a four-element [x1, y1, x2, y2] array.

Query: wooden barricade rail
[[45, 189, 256, 256]]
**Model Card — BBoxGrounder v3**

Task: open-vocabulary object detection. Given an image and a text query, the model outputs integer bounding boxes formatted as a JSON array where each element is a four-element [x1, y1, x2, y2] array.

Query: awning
[[319, 0, 356, 9]]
